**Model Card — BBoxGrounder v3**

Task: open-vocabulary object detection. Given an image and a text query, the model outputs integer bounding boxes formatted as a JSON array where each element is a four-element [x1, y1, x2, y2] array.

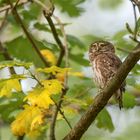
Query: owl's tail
[[115, 90, 123, 110]]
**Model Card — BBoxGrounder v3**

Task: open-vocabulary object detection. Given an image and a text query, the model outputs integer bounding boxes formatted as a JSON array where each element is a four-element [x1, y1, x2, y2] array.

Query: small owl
[[88, 40, 125, 109]]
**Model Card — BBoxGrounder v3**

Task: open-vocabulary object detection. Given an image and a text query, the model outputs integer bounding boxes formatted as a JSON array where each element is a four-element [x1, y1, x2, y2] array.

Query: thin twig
[[131, 0, 140, 13], [0, 0, 28, 13], [0, 9, 9, 32], [51, 97, 72, 129], [43, 11, 65, 66], [7, 0, 50, 67], [132, 3, 138, 39], [12, 0, 21, 10], [28, 70, 43, 86], [129, 0, 140, 43], [53, 15, 69, 86]]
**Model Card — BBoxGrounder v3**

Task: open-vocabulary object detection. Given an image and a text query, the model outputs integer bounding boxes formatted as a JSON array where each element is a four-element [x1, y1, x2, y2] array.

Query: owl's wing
[[97, 53, 121, 72], [95, 53, 122, 85], [95, 53, 125, 109]]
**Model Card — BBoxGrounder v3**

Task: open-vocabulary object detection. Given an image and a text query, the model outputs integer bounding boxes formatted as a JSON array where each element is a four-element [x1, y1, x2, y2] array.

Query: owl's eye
[[95, 47, 99, 51], [99, 43, 105, 47], [92, 46, 98, 51]]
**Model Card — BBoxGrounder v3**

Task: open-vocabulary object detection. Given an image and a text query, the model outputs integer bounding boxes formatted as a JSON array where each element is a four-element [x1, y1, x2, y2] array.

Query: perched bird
[[88, 40, 125, 109]]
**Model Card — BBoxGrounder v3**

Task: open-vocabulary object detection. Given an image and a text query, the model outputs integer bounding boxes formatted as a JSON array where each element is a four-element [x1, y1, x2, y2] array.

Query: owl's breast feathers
[[91, 53, 125, 90]]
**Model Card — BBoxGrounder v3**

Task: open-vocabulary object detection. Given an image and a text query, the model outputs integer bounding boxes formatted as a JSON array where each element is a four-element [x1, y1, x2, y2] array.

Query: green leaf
[[126, 23, 133, 34], [34, 23, 51, 32], [70, 54, 89, 66], [126, 75, 136, 86], [21, 3, 42, 26], [96, 109, 114, 132], [0, 60, 32, 69], [67, 35, 86, 49], [99, 0, 123, 10], [113, 30, 135, 52], [0, 92, 25, 123], [64, 97, 88, 109], [83, 34, 102, 45], [123, 92, 136, 108], [0, 54, 6, 61], [5, 36, 48, 67], [137, 18, 140, 29], [67, 77, 94, 99], [136, 18, 140, 36], [54, 0, 86, 17], [34, 22, 63, 36]]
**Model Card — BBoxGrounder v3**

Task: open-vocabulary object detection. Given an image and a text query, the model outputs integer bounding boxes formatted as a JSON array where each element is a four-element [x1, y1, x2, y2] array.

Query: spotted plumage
[[89, 41, 125, 109]]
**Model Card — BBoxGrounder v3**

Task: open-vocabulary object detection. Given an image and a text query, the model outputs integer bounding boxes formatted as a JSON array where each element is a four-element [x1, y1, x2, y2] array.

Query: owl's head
[[89, 41, 115, 54]]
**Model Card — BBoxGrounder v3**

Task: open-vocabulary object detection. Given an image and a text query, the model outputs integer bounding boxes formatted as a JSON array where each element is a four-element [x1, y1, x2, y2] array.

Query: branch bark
[[63, 44, 140, 140]]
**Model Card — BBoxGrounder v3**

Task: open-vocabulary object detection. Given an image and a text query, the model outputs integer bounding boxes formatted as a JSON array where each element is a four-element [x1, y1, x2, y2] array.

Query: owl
[[88, 40, 125, 109]]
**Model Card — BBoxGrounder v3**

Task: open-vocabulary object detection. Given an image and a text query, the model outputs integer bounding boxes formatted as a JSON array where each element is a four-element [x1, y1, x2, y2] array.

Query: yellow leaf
[[24, 79, 63, 108], [68, 72, 85, 77], [11, 105, 44, 136], [56, 73, 65, 83], [31, 115, 44, 131], [0, 79, 21, 97], [56, 71, 84, 83], [42, 79, 63, 94], [37, 65, 70, 75], [40, 49, 56, 65], [24, 88, 54, 108]]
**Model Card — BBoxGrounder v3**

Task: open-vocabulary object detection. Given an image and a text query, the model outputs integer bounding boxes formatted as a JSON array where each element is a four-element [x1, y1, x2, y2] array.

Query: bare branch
[[132, 3, 138, 39], [51, 97, 72, 129]]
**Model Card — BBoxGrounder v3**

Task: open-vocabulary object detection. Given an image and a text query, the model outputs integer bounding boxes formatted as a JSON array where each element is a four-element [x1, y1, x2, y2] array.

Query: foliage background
[[0, 0, 140, 140]]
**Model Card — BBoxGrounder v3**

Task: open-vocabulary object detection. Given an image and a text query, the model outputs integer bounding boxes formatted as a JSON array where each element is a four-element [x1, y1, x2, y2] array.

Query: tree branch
[[63, 44, 140, 139], [43, 11, 65, 66], [130, 0, 140, 13], [51, 96, 72, 129], [7, 0, 50, 67], [0, 0, 29, 13]]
